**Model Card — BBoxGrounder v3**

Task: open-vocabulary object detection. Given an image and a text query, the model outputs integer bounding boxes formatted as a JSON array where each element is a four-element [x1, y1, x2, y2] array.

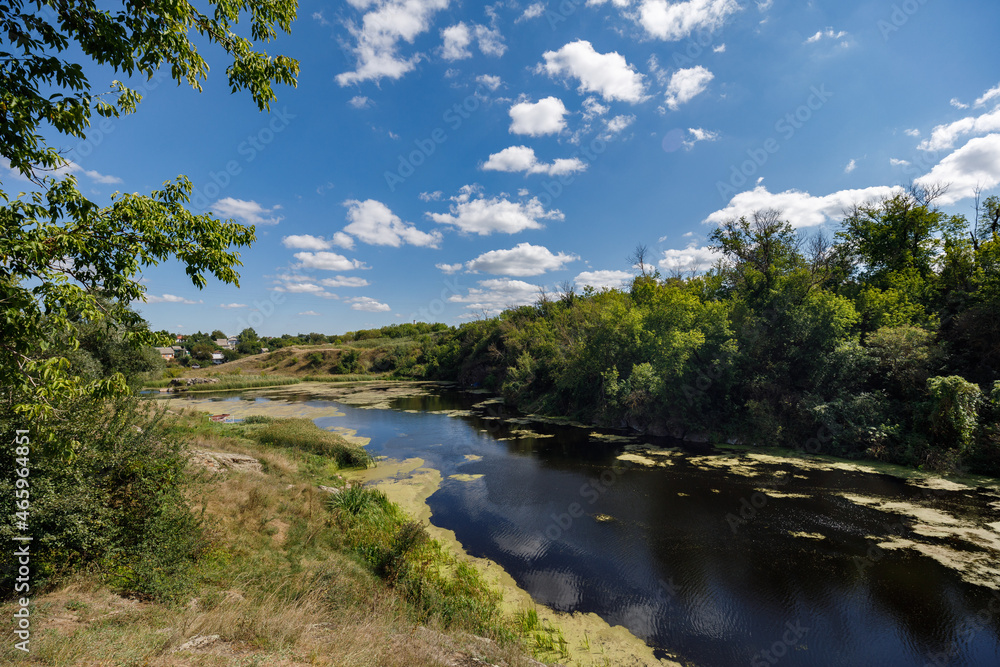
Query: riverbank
[[0, 405, 547, 666]]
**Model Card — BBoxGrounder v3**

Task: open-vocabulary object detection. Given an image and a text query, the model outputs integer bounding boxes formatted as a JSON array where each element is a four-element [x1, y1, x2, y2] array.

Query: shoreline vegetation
[[0, 406, 581, 666]]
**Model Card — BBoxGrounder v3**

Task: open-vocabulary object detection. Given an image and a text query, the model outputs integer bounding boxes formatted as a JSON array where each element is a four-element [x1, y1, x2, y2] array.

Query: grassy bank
[[0, 408, 548, 666]]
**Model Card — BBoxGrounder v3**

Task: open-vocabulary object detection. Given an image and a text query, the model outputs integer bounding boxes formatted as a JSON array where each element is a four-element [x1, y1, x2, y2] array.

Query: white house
[[211, 352, 225, 364]]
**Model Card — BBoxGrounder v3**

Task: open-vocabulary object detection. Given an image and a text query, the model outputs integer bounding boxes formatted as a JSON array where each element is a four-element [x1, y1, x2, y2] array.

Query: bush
[[251, 419, 372, 468], [0, 397, 205, 600]]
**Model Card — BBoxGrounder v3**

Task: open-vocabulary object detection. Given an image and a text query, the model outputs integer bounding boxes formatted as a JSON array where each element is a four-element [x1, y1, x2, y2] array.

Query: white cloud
[[845, 159, 857, 174], [294, 251, 366, 272], [705, 184, 904, 228], [805, 27, 847, 44], [283, 234, 333, 250], [657, 245, 721, 273], [665, 66, 714, 110], [428, 186, 564, 235], [713, 43, 726, 53], [436, 262, 464, 274], [220, 303, 247, 309], [574, 270, 632, 290], [509, 97, 568, 136], [299, 311, 321, 316], [348, 296, 391, 312], [476, 74, 502, 91], [481, 146, 587, 176], [890, 158, 911, 167], [320, 275, 370, 288], [474, 24, 506, 57], [975, 83, 1000, 108], [145, 294, 202, 305], [419, 190, 444, 201], [605, 114, 636, 136], [273, 280, 338, 298], [518, 2, 545, 21], [348, 95, 371, 109], [683, 127, 719, 149], [905, 128, 921, 138], [449, 278, 542, 315], [637, 0, 739, 41], [539, 40, 647, 103], [440, 22, 472, 60], [343, 199, 442, 247], [56, 160, 122, 184], [951, 97, 970, 110], [465, 243, 577, 277], [336, 0, 450, 86], [918, 105, 1000, 152], [212, 198, 283, 226], [916, 134, 1000, 205]]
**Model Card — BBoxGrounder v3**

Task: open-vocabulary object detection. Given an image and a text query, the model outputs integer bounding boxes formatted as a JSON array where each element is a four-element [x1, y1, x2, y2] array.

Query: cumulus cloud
[[518, 2, 545, 21], [348, 296, 391, 312], [509, 97, 568, 136], [683, 127, 719, 149], [212, 198, 283, 225], [604, 114, 636, 137], [348, 95, 371, 109], [664, 66, 714, 110], [299, 311, 321, 316], [436, 262, 464, 274], [428, 186, 564, 235], [705, 184, 903, 228], [476, 74, 502, 91], [574, 270, 632, 291], [657, 245, 721, 273], [283, 235, 331, 250], [342, 199, 442, 247], [917, 105, 1000, 152], [637, 0, 739, 41], [336, 0, 450, 86], [916, 134, 1000, 205], [474, 24, 506, 57], [448, 278, 542, 315], [845, 159, 857, 174], [464, 243, 577, 277], [220, 303, 247, 309], [539, 40, 647, 103], [272, 278, 339, 298], [890, 158, 911, 167], [440, 22, 472, 60], [293, 251, 367, 272], [145, 294, 203, 305], [481, 146, 587, 176]]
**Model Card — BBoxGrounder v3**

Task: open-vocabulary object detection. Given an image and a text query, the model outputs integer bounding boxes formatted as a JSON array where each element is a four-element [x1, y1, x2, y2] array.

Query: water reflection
[[170, 388, 1000, 666]]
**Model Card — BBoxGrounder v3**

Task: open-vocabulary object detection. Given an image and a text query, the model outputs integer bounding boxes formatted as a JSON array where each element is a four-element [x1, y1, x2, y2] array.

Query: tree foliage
[[0, 0, 298, 453]]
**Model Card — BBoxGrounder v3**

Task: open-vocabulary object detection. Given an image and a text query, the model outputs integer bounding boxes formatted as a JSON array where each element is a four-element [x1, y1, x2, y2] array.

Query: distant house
[[214, 338, 232, 350], [171, 346, 187, 358], [155, 347, 175, 360], [211, 352, 225, 364]]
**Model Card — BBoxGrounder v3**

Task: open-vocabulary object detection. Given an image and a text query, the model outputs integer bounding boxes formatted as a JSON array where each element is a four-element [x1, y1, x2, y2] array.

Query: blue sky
[[23, 0, 1000, 337]]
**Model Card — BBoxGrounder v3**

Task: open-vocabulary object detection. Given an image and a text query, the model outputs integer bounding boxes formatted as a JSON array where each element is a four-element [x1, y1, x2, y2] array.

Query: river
[[163, 382, 1000, 667]]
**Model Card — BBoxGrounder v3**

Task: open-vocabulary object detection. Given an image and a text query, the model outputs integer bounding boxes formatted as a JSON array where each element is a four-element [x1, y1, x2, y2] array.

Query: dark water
[[178, 387, 1000, 667]]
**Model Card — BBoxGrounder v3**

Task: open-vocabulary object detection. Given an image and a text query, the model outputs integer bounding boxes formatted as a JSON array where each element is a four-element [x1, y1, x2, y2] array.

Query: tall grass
[[249, 418, 373, 469], [142, 376, 301, 390]]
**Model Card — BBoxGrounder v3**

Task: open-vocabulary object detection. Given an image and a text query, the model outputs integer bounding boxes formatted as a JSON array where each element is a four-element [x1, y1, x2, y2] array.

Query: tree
[[211, 330, 228, 341], [1, 0, 299, 452], [709, 209, 802, 301], [236, 327, 262, 355]]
